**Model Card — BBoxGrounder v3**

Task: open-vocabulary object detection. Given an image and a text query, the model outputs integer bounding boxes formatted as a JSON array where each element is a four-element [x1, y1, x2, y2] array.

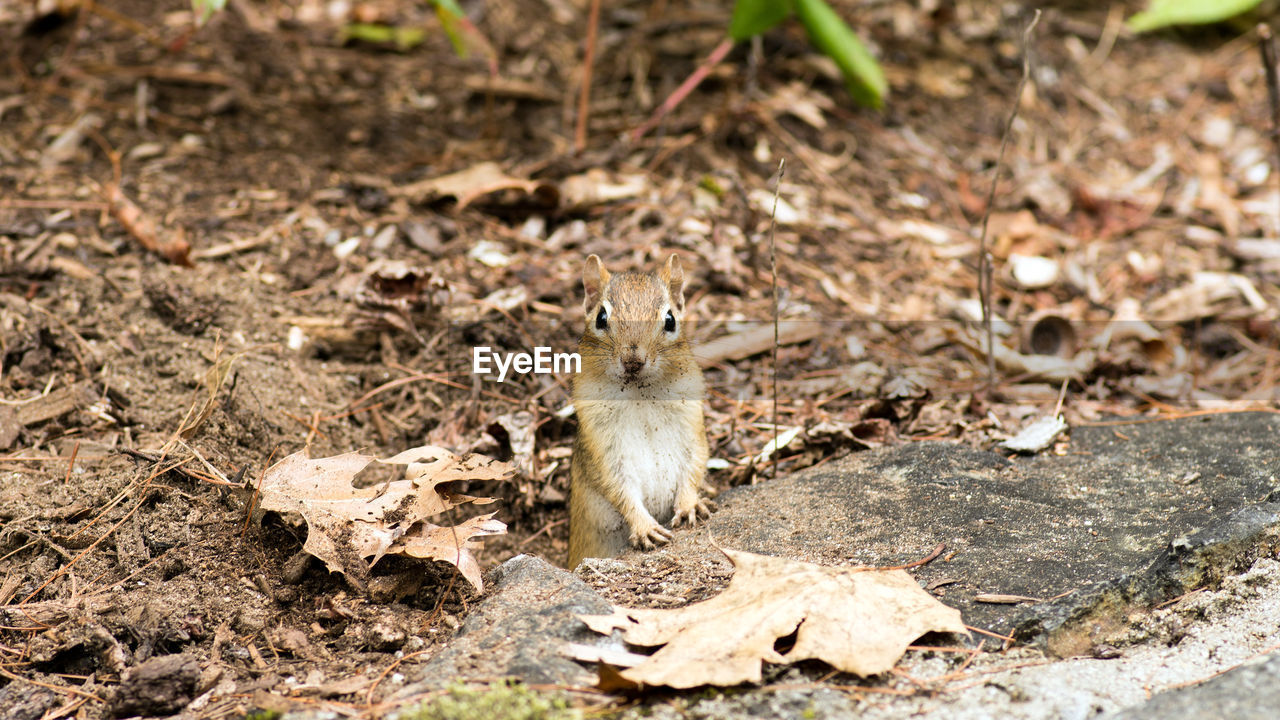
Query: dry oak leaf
[[256, 446, 511, 592], [578, 549, 967, 688]]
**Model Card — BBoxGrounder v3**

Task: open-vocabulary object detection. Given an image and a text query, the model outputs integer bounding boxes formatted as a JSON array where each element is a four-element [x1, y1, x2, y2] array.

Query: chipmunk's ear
[[662, 254, 685, 314], [583, 254, 609, 312]]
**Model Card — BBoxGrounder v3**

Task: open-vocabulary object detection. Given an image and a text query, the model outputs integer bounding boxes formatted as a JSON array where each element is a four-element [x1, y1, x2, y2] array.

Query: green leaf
[[729, 0, 794, 41], [432, 0, 466, 17], [432, 0, 469, 58], [794, 0, 886, 108], [1127, 0, 1262, 32], [191, 0, 226, 27], [340, 23, 426, 51]]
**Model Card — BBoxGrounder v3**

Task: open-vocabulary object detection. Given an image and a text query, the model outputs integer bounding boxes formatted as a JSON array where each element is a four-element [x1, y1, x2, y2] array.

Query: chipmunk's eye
[[595, 307, 608, 330], [664, 310, 676, 333]]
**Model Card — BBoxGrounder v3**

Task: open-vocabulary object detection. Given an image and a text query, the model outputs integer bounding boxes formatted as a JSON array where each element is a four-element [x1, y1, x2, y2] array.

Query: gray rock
[[0, 683, 58, 720], [377, 413, 1280, 720], [396, 554, 615, 694], [1105, 652, 1280, 720], [624, 412, 1280, 654], [110, 653, 199, 717], [629, 686, 857, 720]]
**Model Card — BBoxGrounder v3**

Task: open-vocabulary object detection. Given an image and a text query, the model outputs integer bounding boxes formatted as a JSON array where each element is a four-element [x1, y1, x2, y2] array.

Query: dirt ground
[[2, 0, 1279, 718]]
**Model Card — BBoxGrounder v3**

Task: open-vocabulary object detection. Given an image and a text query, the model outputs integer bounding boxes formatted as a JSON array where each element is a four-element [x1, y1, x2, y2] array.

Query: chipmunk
[[567, 253, 716, 569]]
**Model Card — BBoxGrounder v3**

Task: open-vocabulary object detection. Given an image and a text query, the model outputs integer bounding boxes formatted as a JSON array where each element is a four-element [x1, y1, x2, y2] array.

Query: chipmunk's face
[[580, 254, 687, 385]]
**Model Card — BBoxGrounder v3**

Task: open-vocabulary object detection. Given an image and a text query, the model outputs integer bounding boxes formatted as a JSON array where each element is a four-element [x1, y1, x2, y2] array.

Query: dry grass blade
[[174, 344, 242, 441]]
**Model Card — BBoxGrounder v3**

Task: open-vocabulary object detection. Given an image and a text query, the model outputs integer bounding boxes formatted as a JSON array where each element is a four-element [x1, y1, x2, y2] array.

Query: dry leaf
[[578, 549, 967, 688], [393, 162, 557, 209], [1001, 415, 1069, 454], [256, 446, 512, 592], [945, 325, 1094, 383], [390, 513, 507, 590], [559, 169, 648, 210], [487, 410, 536, 478]]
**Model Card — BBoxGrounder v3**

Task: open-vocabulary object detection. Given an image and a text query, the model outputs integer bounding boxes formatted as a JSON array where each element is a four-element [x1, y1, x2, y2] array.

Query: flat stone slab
[[1105, 652, 1280, 720], [374, 414, 1280, 720], [599, 412, 1280, 655]]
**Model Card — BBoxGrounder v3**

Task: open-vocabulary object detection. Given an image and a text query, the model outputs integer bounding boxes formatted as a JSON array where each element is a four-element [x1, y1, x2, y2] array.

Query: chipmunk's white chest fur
[[582, 376, 701, 520], [609, 402, 689, 520]]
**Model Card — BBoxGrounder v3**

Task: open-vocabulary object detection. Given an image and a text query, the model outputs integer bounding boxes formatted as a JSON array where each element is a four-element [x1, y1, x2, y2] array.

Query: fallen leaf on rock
[[562, 642, 650, 668], [1002, 414, 1068, 454], [256, 446, 512, 592], [577, 548, 967, 688]]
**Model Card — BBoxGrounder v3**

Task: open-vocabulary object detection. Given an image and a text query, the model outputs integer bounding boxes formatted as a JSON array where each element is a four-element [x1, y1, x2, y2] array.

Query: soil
[[1, 1, 1278, 718]]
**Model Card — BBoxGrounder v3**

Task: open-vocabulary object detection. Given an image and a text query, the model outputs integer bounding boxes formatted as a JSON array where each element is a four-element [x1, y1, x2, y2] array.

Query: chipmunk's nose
[[621, 345, 646, 376]]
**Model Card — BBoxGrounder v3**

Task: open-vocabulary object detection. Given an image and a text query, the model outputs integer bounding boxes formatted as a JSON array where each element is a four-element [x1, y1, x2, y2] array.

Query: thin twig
[[63, 441, 80, 484], [882, 542, 946, 571], [241, 446, 279, 537], [1258, 24, 1280, 240], [977, 10, 1040, 390], [0, 664, 104, 704], [19, 491, 150, 605], [1162, 642, 1280, 691], [769, 159, 784, 481], [575, 0, 602, 152], [1053, 377, 1069, 417], [630, 38, 735, 143], [365, 648, 432, 708], [965, 624, 1017, 646]]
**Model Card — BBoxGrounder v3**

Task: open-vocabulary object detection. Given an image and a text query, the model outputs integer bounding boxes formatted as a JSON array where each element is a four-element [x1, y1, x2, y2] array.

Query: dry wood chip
[[695, 321, 823, 366], [973, 593, 1042, 605]]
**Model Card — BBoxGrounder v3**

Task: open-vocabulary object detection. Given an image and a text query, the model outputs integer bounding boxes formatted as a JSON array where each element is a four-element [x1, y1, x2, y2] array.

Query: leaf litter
[[254, 445, 512, 592], [574, 548, 967, 688], [5, 0, 1280, 716]]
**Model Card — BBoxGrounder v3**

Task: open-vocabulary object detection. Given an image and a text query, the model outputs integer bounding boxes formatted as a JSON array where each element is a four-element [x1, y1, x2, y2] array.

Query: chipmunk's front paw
[[630, 521, 674, 550], [672, 498, 718, 527]]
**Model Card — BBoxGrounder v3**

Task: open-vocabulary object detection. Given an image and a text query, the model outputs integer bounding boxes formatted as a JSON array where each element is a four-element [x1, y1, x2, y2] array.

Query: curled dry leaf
[[1001, 414, 1069, 454], [483, 410, 534, 476], [390, 513, 507, 591], [945, 325, 1094, 383], [392, 161, 558, 210], [256, 445, 512, 592], [559, 169, 648, 210], [577, 548, 967, 688]]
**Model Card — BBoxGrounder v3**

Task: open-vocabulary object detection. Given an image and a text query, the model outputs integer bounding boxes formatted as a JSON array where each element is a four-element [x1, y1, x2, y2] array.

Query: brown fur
[[568, 254, 714, 568]]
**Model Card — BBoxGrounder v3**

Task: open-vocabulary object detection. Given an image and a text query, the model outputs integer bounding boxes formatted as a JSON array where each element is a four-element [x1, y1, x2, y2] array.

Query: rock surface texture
[[394, 553, 619, 698], [620, 412, 1280, 655], [393, 413, 1280, 719]]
